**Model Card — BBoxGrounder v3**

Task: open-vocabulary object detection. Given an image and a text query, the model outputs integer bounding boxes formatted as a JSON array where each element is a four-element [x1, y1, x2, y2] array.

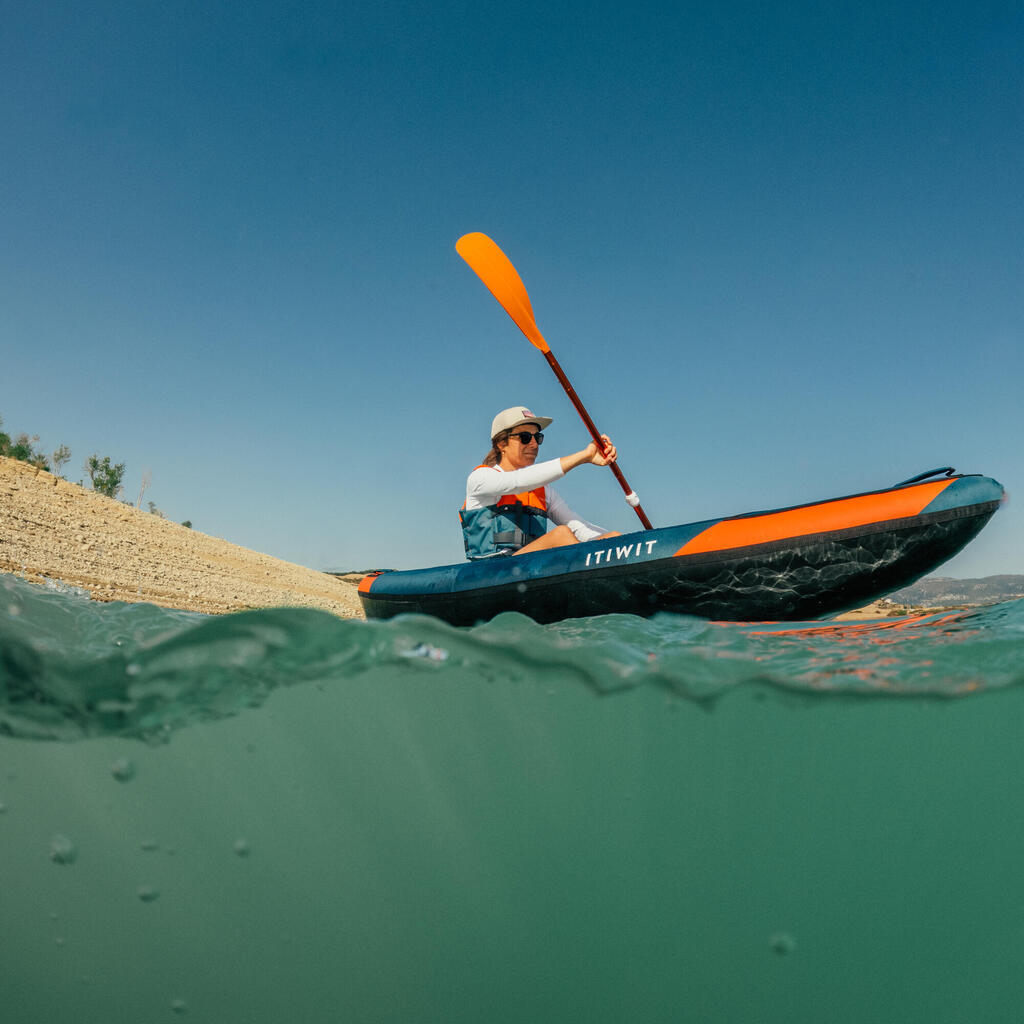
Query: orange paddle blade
[[455, 232, 550, 353]]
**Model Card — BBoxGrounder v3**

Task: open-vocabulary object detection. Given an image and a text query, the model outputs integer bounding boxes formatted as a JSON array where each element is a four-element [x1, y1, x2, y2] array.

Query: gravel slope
[[0, 455, 363, 618]]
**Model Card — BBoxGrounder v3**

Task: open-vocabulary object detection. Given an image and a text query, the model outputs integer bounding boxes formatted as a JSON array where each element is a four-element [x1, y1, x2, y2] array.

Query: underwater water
[[2, 573, 1024, 1023]]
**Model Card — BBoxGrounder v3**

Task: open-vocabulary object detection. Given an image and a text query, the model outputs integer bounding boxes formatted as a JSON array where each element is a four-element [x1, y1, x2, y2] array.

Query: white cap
[[490, 406, 554, 440]]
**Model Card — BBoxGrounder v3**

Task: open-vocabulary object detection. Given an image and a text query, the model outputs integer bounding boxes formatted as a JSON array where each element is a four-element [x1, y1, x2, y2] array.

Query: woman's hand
[[585, 435, 617, 467], [560, 435, 618, 473]]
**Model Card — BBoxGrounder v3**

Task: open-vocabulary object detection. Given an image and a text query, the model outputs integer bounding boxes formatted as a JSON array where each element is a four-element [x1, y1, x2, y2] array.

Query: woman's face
[[499, 425, 543, 470]]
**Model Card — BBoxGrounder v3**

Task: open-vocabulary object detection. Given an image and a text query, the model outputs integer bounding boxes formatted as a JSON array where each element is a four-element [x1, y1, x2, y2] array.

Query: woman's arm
[[466, 459, 566, 504], [545, 487, 606, 542], [466, 437, 618, 506]]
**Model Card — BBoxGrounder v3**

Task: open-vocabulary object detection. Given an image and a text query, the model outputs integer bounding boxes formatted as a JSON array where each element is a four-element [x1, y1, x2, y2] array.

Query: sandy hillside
[[0, 455, 364, 617]]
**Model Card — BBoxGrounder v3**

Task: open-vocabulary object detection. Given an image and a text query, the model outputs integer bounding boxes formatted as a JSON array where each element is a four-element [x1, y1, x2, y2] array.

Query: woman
[[461, 406, 621, 559]]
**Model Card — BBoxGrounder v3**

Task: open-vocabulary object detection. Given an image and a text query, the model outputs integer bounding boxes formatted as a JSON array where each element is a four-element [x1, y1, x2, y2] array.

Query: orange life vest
[[460, 469, 551, 559]]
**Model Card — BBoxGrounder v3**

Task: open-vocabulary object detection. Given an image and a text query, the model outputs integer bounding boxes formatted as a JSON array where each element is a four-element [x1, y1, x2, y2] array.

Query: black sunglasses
[[509, 430, 544, 445]]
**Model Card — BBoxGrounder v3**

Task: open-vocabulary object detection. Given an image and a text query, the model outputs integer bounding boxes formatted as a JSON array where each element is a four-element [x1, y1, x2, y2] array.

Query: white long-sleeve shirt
[[464, 459, 606, 544]]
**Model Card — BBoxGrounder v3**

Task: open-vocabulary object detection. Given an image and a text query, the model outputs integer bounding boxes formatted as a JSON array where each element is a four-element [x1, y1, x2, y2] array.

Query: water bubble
[[140, 838, 160, 852], [516, 582, 528, 594], [136, 884, 160, 903], [50, 834, 78, 865], [110, 757, 136, 782], [55, 936, 67, 947], [170, 996, 188, 1014], [401, 643, 449, 662], [0, 802, 7, 813], [233, 837, 251, 858], [125, 662, 141, 677], [770, 931, 796, 955]]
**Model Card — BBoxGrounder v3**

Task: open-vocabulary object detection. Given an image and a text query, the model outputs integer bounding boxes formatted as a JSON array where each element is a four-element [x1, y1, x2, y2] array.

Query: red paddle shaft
[[542, 349, 654, 530]]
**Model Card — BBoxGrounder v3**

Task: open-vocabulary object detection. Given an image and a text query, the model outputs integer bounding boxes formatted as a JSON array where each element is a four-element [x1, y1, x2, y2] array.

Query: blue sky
[[2, 1, 1021, 577]]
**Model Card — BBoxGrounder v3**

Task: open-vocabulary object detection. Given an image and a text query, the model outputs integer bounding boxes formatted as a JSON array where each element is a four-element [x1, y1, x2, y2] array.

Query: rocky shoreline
[[0, 455, 363, 618]]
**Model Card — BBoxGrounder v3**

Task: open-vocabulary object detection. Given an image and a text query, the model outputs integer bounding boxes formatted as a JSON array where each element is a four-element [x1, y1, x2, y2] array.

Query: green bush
[[0, 416, 51, 471], [85, 454, 126, 498]]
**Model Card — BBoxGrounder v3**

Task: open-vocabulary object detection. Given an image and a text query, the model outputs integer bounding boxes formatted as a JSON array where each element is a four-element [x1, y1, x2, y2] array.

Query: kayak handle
[[896, 467, 956, 486]]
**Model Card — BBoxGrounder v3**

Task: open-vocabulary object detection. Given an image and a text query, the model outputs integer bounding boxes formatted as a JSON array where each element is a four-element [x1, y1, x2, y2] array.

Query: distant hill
[[889, 575, 1024, 607]]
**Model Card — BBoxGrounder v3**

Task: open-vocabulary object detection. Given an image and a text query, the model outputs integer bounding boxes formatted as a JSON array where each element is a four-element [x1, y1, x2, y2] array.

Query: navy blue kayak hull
[[359, 474, 1003, 625]]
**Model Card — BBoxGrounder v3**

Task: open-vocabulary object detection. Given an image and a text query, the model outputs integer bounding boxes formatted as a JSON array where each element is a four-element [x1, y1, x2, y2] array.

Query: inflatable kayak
[[359, 470, 1004, 625]]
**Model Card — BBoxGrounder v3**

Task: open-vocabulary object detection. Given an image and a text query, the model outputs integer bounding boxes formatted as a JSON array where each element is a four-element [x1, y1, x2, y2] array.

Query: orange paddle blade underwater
[[455, 233, 550, 353]]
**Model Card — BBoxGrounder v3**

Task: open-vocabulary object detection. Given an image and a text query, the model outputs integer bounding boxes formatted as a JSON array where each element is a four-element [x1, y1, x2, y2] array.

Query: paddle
[[456, 232, 654, 530]]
